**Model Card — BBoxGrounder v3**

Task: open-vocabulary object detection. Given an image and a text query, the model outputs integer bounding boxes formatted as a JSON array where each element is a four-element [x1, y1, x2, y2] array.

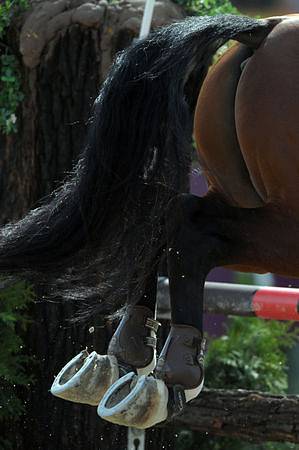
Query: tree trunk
[[172, 388, 299, 443], [0, 1, 183, 449]]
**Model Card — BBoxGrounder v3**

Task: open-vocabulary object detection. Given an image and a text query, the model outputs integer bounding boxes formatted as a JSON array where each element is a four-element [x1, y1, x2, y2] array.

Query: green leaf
[[0, 0, 29, 133], [0, 278, 35, 428], [205, 316, 299, 393]]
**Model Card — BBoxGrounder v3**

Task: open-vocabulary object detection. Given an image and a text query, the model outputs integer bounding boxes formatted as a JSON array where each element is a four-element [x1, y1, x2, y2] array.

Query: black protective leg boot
[[51, 305, 160, 406], [155, 324, 205, 418], [108, 305, 160, 376], [98, 324, 205, 429]]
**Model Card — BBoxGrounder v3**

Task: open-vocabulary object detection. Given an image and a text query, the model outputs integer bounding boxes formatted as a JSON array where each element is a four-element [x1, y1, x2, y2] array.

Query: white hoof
[[51, 350, 119, 406], [98, 372, 205, 428], [98, 372, 168, 429]]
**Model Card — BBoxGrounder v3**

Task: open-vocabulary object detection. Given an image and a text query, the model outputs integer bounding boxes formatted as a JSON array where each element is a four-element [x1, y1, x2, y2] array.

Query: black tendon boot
[[156, 324, 205, 419], [50, 305, 160, 406]]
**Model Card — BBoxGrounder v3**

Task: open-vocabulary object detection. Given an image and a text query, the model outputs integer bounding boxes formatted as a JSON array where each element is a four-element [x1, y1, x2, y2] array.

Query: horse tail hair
[[0, 14, 278, 313]]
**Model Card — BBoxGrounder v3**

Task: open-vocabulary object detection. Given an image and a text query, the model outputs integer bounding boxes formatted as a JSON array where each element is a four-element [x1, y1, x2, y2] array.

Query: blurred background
[[0, 0, 299, 449]]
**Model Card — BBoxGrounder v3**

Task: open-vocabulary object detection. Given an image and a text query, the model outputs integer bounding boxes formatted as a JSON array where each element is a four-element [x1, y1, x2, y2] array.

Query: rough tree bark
[[172, 389, 299, 443], [0, 1, 183, 449]]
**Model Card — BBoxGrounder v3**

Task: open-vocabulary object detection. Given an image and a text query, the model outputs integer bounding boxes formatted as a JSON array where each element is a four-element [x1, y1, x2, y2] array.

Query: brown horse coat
[[194, 15, 299, 276]]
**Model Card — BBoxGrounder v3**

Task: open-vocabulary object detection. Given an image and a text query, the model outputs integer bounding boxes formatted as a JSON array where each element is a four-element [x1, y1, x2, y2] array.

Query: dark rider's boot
[[50, 305, 160, 406]]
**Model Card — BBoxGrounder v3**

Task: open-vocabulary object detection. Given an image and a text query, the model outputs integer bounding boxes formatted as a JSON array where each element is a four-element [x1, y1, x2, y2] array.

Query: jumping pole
[[139, 0, 156, 39], [157, 278, 299, 321]]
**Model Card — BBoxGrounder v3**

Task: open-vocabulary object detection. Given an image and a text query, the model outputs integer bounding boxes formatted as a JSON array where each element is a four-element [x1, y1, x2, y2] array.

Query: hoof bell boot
[[98, 372, 168, 429], [156, 324, 205, 418], [51, 350, 119, 406]]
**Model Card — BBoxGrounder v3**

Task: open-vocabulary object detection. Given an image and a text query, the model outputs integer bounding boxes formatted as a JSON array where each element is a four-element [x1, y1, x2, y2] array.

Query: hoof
[[97, 372, 168, 429], [50, 350, 119, 406], [98, 372, 204, 428]]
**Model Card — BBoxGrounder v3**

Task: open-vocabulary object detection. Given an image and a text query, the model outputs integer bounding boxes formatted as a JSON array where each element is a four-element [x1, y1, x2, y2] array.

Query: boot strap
[[145, 317, 161, 333], [197, 338, 206, 365], [144, 336, 157, 348], [167, 385, 186, 419]]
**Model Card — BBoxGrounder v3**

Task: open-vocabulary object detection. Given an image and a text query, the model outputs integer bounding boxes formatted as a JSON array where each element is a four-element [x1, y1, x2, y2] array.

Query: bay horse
[[1, 13, 298, 428]]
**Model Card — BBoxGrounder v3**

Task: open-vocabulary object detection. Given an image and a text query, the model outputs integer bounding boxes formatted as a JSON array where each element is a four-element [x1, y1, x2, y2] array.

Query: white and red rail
[[157, 278, 299, 321]]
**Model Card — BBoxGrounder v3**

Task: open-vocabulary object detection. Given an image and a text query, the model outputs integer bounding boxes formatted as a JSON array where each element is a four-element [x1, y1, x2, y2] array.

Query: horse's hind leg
[[51, 272, 160, 405], [98, 193, 289, 428], [156, 192, 291, 416], [155, 194, 215, 414]]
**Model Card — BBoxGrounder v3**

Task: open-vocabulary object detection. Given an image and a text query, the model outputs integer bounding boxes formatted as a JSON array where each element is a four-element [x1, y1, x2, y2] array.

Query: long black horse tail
[[0, 15, 278, 311]]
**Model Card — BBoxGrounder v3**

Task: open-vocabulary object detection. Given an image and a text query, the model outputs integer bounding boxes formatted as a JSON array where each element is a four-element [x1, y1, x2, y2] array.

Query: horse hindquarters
[[194, 44, 264, 208], [235, 15, 299, 213]]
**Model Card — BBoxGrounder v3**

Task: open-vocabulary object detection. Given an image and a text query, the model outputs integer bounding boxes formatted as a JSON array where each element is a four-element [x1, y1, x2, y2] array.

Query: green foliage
[[205, 317, 299, 393], [0, 54, 24, 134], [174, 0, 237, 15], [0, 0, 29, 134], [0, 279, 34, 428], [175, 317, 299, 450], [0, 0, 29, 38]]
